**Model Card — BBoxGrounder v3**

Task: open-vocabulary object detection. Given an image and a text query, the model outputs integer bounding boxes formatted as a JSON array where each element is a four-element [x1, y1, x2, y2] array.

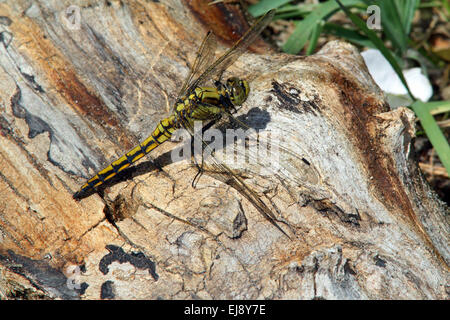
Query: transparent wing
[[177, 31, 218, 99], [225, 111, 314, 187], [183, 9, 275, 95], [176, 10, 288, 236], [178, 105, 290, 238]]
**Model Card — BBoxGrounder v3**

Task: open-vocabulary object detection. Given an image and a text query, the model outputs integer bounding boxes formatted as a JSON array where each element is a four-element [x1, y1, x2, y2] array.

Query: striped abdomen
[[73, 115, 177, 198], [74, 84, 237, 198]]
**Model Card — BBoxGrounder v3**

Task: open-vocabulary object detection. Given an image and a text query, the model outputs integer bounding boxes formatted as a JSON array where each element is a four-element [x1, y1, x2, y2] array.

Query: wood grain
[[0, 0, 448, 299]]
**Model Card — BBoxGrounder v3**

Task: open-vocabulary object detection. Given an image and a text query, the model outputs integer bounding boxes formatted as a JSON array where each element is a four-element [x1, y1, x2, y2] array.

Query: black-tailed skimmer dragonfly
[[73, 10, 289, 237]]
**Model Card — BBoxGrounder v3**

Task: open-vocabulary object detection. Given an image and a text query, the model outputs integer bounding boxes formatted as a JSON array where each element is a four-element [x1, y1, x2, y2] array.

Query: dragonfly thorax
[[173, 77, 249, 126]]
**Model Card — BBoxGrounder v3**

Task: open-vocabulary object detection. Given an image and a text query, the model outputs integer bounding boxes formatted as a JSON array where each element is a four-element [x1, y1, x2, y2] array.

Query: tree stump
[[0, 0, 448, 299]]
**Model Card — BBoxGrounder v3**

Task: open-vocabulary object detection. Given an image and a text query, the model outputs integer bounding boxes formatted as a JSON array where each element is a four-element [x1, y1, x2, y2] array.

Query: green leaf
[[306, 21, 324, 55], [272, 4, 317, 20], [363, 0, 419, 56], [282, 0, 363, 54], [443, 0, 450, 16], [411, 101, 450, 175], [248, 0, 292, 17], [423, 101, 450, 115], [377, 0, 408, 55], [323, 23, 374, 48], [398, 0, 420, 35]]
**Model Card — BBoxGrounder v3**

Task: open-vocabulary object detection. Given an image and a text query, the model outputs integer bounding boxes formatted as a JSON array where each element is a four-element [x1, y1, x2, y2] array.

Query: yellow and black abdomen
[[73, 116, 177, 198]]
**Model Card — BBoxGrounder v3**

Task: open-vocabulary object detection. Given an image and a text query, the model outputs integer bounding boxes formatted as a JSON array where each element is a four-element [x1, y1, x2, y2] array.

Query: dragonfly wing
[[228, 108, 317, 191], [185, 9, 275, 94], [177, 31, 218, 99], [179, 105, 290, 238]]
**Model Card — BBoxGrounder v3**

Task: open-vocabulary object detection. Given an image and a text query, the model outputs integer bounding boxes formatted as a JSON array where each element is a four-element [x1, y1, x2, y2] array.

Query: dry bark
[[0, 0, 448, 300]]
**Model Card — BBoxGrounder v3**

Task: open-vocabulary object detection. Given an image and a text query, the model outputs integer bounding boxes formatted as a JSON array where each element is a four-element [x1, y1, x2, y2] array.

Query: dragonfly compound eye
[[227, 77, 249, 106]]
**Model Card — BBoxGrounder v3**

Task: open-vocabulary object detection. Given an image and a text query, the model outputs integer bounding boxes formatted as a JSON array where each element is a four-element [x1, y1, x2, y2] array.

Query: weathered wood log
[[0, 0, 448, 299]]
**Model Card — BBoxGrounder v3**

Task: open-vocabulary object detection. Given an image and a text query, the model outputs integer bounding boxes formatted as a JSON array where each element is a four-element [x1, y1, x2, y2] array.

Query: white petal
[[361, 49, 433, 105], [404, 68, 433, 102]]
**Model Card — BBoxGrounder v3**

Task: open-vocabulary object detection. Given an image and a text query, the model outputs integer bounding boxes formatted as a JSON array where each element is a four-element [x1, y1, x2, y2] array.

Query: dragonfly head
[[225, 77, 250, 106]]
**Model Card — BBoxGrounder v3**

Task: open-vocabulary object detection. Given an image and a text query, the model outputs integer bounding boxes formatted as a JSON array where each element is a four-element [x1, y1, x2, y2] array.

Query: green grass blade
[[411, 101, 450, 175], [423, 101, 450, 115], [335, 0, 415, 99], [375, 0, 408, 55], [282, 0, 362, 54], [306, 21, 324, 55], [248, 0, 292, 17], [363, 0, 418, 55], [273, 4, 317, 20], [398, 0, 420, 35], [443, 0, 450, 16], [323, 23, 374, 48]]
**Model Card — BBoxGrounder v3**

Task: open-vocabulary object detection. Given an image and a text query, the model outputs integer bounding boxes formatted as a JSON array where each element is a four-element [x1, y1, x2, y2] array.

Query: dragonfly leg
[[191, 156, 205, 188]]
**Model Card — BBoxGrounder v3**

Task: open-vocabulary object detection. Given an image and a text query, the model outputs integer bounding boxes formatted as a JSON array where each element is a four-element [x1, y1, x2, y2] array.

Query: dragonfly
[[73, 9, 289, 237]]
